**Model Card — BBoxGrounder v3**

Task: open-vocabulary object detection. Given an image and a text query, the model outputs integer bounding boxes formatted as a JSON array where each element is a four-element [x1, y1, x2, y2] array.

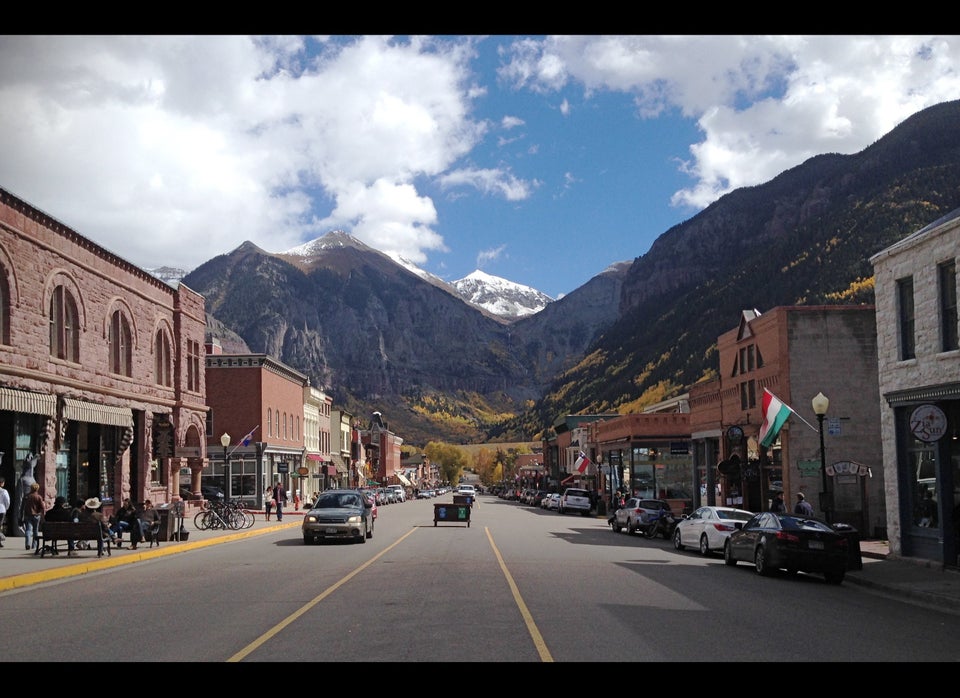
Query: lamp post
[[811, 392, 830, 523], [220, 432, 231, 501]]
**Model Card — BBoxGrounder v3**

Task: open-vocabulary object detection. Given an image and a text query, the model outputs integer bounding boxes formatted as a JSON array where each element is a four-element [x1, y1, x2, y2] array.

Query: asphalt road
[[2, 494, 959, 662]]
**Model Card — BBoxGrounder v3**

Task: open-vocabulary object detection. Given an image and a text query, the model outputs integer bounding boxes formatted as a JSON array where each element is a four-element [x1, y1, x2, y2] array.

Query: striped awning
[[62, 398, 133, 428], [331, 454, 348, 474], [0, 388, 56, 417], [397, 472, 412, 486]]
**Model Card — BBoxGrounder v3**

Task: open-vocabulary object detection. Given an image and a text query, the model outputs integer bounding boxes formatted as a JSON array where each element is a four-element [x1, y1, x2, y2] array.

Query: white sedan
[[672, 505, 755, 556]]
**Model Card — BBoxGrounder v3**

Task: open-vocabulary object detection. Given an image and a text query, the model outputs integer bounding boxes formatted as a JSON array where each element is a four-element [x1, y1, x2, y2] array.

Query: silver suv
[[559, 487, 593, 516]]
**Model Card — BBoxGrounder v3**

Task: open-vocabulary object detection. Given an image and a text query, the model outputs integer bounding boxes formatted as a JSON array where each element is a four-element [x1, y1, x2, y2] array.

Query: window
[[49, 285, 79, 362], [940, 261, 958, 352], [0, 270, 8, 345], [108, 310, 132, 376], [186, 339, 200, 391], [155, 329, 172, 386], [897, 277, 916, 360], [267, 408, 272, 437], [739, 379, 756, 409]]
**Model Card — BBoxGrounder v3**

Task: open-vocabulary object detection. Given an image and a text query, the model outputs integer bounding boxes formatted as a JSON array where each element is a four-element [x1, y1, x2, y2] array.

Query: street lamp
[[220, 432, 231, 501], [811, 392, 830, 523]]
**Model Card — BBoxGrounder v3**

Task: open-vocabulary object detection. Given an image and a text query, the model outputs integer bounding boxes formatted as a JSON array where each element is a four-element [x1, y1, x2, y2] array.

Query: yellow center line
[[228, 523, 553, 662]]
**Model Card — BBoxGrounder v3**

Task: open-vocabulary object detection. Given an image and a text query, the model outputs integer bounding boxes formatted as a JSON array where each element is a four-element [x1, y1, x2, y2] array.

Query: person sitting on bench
[[44, 496, 76, 557]]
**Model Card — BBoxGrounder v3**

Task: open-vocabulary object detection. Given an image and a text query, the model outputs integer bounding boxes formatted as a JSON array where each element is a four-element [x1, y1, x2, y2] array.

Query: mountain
[[185, 99, 960, 446], [451, 270, 554, 320]]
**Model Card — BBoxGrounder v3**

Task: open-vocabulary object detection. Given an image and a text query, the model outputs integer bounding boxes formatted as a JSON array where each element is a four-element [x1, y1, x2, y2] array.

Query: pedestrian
[[0, 476, 9, 547], [794, 492, 814, 516], [264, 489, 274, 521], [21, 482, 44, 552], [770, 492, 786, 513], [272, 481, 287, 521]]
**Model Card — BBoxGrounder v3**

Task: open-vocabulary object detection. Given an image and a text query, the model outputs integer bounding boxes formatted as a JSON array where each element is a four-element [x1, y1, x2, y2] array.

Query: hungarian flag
[[759, 389, 794, 448], [575, 451, 591, 473]]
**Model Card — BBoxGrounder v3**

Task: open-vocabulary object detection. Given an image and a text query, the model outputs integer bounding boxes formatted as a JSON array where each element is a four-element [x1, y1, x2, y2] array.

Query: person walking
[[272, 481, 287, 522], [794, 492, 814, 516], [21, 482, 44, 552], [771, 492, 786, 513], [0, 476, 9, 547]]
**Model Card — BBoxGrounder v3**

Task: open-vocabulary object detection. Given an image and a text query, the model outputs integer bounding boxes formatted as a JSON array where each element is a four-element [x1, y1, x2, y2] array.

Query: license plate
[[808, 540, 824, 549], [325, 528, 338, 534]]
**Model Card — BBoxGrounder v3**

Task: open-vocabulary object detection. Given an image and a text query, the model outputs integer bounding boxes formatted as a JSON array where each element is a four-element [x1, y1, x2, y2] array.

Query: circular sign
[[910, 404, 948, 442], [297, 466, 309, 476]]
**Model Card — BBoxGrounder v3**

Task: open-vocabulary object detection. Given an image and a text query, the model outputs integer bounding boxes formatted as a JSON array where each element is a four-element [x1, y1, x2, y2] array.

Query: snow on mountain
[[452, 269, 553, 319]]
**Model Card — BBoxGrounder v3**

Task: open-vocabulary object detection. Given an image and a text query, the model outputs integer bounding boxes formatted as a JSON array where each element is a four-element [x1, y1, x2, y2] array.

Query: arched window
[[50, 285, 79, 362], [283, 412, 288, 440], [0, 270, 8, 345], [267, 408, 273, 437], [154, 329, 171, 386], [275, 409, 279, 438], [109, 309, 132, 376]]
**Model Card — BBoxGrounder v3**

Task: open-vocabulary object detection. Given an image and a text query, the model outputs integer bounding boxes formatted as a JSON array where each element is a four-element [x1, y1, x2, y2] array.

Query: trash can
[[156, 504, 178, 542], [833, 523, 862, 571]]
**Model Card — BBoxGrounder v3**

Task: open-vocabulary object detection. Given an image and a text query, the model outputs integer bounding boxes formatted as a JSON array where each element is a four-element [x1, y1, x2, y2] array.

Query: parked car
[[673, 505, 755, 556], [302, 489, 373, 545], [611, 497, 672, 534], [544, 493, 561, 510], [388, 484, 406, 502], [358, 489, 379, 519], [558, 487, 592, 516], [723, 511, 849, 584]]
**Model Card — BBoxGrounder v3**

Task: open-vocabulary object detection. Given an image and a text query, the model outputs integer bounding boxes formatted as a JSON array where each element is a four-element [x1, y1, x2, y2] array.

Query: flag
[[575, 450, 591, 473], [758, 389, 794, 448], [241, 427, 256, 446]]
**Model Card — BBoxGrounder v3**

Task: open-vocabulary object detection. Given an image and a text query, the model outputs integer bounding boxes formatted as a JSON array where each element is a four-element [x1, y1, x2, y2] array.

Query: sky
[[2, 35, 960, 300]]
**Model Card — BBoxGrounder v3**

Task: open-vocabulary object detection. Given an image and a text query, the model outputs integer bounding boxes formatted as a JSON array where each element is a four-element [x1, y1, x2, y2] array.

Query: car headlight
[[304, 515, 318, 524], [347, 515, 361, 524]]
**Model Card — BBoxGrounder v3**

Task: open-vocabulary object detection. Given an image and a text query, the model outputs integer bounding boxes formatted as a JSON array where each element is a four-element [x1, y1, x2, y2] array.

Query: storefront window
[[910, 442, 939, 528]]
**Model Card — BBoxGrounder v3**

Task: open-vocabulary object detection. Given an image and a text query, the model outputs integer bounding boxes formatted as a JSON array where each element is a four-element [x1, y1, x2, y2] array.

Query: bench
[[39, 520, 112, 558]]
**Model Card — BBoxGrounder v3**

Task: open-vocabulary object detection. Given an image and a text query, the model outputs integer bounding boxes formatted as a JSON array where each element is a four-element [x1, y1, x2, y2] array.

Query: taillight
[[774, 530, 800, 543], [712, 523, 735, 532]]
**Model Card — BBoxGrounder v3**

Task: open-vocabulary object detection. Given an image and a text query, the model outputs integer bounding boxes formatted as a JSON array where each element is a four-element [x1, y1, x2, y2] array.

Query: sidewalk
[[2, 513, 960, 616]]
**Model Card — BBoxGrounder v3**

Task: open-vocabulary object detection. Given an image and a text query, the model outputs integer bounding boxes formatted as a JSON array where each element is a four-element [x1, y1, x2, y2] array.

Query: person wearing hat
[[80, 496, 115, 557], [44, 495, 77, 556], [794, 491, 814, 516]]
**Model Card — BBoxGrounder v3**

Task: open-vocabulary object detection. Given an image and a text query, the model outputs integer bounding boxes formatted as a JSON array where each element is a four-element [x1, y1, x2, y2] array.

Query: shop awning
[[397, 472, 412, 486], [331, 455, 348, 474], [62, 397, 133, 427], [306, 453, 324, 461], [0, 388, 56, 417]]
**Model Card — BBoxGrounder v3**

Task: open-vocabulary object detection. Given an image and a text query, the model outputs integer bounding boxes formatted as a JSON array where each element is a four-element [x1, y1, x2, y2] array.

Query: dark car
[[723, 511, 849, 584], [302, 489, 374, 545]]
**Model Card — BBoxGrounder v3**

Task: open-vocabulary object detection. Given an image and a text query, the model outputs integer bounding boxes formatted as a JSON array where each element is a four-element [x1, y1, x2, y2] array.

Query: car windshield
[[317, 493, 360, 508]]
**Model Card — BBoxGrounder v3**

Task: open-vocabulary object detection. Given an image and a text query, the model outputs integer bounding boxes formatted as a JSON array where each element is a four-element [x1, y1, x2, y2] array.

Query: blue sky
[[2, 35, 960, 299]]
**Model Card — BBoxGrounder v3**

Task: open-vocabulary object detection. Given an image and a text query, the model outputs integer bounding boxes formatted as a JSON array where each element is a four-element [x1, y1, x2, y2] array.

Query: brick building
[[0, 186, 208, 532]]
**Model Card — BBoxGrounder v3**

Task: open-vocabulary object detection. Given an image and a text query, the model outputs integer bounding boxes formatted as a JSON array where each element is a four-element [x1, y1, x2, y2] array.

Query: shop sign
[[910, 404, 947, 442]]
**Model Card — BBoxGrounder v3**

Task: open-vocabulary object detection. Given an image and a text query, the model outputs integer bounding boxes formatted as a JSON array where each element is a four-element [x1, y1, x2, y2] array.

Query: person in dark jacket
[[44, 495, 76, 556], [794, 492, 814, 516], [771, 492, 786, 513]]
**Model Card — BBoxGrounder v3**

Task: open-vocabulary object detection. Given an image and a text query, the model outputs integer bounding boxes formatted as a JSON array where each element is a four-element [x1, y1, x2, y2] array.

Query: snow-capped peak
[[452, 269, 553, 319]]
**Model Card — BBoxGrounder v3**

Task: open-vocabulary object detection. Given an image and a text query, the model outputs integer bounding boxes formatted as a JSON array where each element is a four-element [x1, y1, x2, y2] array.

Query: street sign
[[277, 462, 289, 473]]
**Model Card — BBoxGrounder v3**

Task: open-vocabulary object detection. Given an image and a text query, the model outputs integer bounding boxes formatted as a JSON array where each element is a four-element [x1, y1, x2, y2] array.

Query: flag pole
[[788, 410, 821, 434], [228, 425, 259, 456]]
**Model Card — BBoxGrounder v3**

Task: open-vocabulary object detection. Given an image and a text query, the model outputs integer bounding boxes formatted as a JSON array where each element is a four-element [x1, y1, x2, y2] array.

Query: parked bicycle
[[642, 508, 679, 540]]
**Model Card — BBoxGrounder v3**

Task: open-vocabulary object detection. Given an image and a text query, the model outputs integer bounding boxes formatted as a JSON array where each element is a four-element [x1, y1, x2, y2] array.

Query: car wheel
[[612, 521, 622, 533], [699, 534, 711, 557], [724, 541, 737, 566], [824, 570, 845, 585], [673, 528, 684, 551], [754, 546, 772, 576], [303, 534, 313, 545]]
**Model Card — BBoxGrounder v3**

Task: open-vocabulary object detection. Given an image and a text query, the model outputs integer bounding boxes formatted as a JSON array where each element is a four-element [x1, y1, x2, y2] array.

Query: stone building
[[0, 186, 208, 531], [871, 208, 960, 566]]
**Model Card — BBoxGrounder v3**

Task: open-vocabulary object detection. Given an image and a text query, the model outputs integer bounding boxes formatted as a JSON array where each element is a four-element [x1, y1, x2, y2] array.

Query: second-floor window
[[155, 329, 172, 386], [739, 379, 756, 410], [50, 284, 79, 362], [108, 310, 132, 376], [898, 276, 916, 360], [186, 339, 200, 392], [940, 261, 958, 352]]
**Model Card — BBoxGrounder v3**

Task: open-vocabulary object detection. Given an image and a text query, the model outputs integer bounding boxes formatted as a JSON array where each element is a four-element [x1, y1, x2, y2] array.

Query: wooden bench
[[39, 520, 112, 558]]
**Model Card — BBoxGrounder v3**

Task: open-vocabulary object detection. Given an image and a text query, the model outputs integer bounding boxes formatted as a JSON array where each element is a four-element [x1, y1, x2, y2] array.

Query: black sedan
[[723, 511, 849, 584], [302, 489, 374, 544]]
